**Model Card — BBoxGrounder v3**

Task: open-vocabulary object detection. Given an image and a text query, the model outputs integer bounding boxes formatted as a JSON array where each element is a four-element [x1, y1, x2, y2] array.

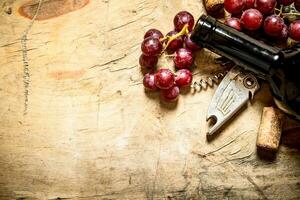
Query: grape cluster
[[224, 0, 300, 41], [140, 11, 201, 102]]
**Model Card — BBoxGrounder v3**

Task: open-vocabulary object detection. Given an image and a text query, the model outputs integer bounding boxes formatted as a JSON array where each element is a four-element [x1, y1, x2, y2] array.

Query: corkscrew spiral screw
[[191, 71, 228, 92]]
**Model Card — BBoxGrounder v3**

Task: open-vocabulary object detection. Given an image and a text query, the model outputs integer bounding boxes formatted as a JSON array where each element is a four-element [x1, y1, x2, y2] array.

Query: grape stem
[[275, 6, 300, 17], [282, 12, 300, 17], [163, 54, 175, 58], [161, 24, 189, 53], [276, 5, 283, 16]]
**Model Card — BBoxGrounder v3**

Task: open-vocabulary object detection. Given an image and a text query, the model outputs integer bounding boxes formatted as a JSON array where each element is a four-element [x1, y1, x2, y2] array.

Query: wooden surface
[[0, 0, 300, 199]]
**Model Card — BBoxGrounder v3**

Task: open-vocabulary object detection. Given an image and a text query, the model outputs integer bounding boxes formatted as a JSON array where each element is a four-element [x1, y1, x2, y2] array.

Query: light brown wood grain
[[0, 0, 300, 200]]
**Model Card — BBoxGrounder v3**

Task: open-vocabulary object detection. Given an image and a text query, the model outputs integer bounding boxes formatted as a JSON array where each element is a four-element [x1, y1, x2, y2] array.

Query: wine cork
[[203, 0, 225, 17], [257, 107, 285, 152]]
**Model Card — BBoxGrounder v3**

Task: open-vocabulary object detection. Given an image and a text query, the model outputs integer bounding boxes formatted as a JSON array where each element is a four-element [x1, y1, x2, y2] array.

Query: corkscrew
[[191, 71, 227, 92], [191, 57, 232, 92]]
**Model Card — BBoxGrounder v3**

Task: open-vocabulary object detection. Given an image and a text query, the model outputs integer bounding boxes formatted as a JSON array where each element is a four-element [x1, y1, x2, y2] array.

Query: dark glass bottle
[[191, 15, 300, 118]]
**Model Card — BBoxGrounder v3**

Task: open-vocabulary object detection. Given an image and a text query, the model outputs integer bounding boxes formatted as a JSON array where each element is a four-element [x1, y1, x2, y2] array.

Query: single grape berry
[[264, 15, 285, 37], [295, 0, 300, 12], [143, 73, 157, 91], [141, 37, 163, 56], [154, 69, 175, 89], [139, 54, 158, 68], [289, 20, 300, 41], [144, 29, 164, 39], [224, 0, 245, 14], [245, 0, 255, 9], [166, 30, 184, 52], [161, 86, 180, 102], [175, 69, 193, 87], [174, 48, 194, 69], [184, 34, 201, 51], [277, 0, 294, 6], [173, 11, 195, 32], [225, 17, 242, 31], [240, 9, 263, 30], [255, 0, 276, 15]]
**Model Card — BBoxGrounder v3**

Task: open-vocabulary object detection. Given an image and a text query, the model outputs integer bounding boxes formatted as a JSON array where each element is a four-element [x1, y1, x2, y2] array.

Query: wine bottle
[[191, 15, 300, 118]]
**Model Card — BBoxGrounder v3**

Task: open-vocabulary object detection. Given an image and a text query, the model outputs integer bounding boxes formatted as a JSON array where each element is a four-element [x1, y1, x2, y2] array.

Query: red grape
[[154, 69, 175, 89], [245, 0, 255, 9], [289, 20, 300, 41], [277, 0, 294, 6], [166, 30, 184, 52], [161, 86, 180, 102], [255, 0, 276, 15], [295, 0, 300, 12], [264, 15, 285, 37], [224, 0, 245, 14], [144, 29, 163, 39], [139, 54, 158, 68], [225, 17, 242, 31], [141, 37, 163, 56], [184, 34, 201, 51], [174, 48, 194, 69], [173, 11, 195, 32], [240, 9, 263, 30], [143, 73, 157, 91], [175, 69, 193, 87], [280, 24, 288, 40]]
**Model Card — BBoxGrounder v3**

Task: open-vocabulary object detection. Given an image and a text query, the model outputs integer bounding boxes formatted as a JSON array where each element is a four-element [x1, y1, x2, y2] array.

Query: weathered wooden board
[[0, 0, 299, 199]]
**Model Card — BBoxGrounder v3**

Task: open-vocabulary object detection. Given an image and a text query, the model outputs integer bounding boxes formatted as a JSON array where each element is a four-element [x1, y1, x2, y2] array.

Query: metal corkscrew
[[191, 57, 232, 92], [191, 71, 227, 92]]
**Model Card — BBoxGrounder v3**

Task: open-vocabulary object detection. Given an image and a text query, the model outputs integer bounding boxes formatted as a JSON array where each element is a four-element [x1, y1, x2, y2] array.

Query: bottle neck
[[191, 15, 282, 79]]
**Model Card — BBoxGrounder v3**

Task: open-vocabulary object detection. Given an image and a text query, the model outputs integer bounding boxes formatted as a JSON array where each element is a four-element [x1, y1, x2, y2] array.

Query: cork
[[203, 0, 225, 18], [257, 107, 285, 152]]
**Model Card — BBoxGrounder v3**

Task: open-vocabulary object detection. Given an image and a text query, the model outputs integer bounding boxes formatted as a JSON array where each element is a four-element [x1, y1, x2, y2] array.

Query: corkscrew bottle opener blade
[[207, 66, 260, 136]]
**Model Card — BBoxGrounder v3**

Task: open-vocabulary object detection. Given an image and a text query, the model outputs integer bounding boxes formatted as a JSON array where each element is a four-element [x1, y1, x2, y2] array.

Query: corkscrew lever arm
[[207, 66, 260, 136]]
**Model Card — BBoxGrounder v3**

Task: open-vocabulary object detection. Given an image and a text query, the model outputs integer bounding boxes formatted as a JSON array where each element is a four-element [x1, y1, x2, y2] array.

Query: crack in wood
[[193, 131, 247, 157], [0, 41, 19, 48], [20, 0, 43, 115], [89, 54, 127, 69], [245, 175, 269, 200], [108, 7, 157, 32]]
